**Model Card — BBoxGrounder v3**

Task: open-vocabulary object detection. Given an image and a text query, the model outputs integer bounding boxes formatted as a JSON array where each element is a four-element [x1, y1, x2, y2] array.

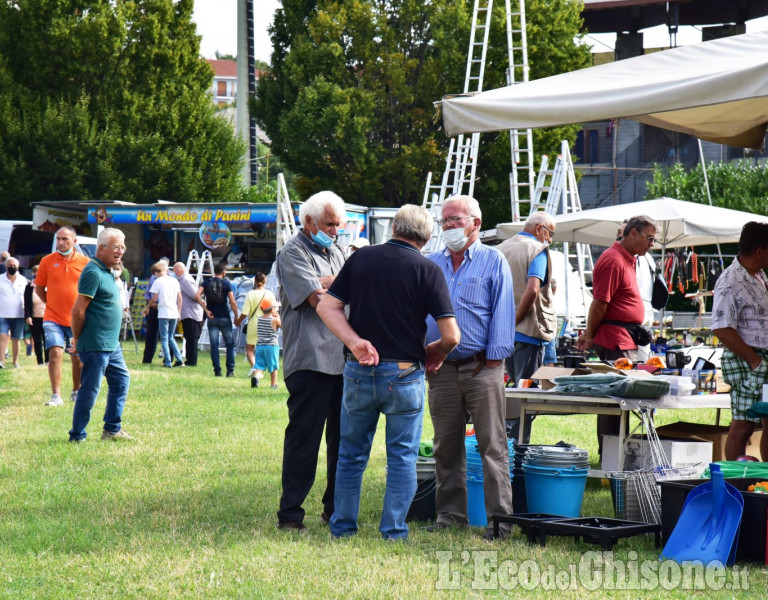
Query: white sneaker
[[70, 390, 78, 403], [12, 362, 20, 369], [45, 394, 63, 407], [248, 367, 258, 377]]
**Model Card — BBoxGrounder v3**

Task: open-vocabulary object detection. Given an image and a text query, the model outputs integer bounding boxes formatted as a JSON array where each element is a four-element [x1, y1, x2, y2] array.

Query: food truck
[[30, 199, 396, 280]]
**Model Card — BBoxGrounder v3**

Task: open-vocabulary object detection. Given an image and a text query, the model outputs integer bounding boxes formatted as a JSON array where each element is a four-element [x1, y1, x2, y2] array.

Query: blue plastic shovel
[[661, 463, 744, 565], [674, 464, 744, 564]]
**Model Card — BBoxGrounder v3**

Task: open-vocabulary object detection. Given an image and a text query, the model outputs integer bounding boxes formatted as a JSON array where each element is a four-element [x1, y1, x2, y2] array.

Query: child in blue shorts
[[251, 299, 281, 389]]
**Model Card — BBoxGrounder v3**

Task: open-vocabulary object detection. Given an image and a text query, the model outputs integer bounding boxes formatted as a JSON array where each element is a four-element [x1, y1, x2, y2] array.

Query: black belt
[[445, 352, 486, 368]]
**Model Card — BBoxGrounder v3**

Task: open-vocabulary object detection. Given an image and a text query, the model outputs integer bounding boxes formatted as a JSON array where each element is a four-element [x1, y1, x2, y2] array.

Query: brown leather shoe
[[321, 511, 331, 525]]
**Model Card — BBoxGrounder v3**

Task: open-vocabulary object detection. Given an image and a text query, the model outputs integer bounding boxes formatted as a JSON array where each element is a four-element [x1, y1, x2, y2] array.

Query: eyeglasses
[[636, 230, 656, 244], [437, 215, 472, 227], [540, 225, 555, 240], [109, 245, 127, 253]]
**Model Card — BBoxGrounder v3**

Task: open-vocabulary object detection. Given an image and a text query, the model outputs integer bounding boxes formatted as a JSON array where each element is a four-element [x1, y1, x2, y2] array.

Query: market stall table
[[506, 388, 731, 477]]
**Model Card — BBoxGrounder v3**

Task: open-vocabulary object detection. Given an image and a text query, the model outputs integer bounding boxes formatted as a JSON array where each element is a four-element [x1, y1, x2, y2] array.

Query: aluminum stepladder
[[187, 249, 217, 351], [531, 140, 593, 330], [186, 249, 215, 288], [121, 285, 139, 352], [276, 172, 297, 252]]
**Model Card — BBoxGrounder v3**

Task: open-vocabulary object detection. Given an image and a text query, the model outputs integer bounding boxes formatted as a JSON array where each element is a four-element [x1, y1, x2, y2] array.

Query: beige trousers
[[427, 361, 513, 527]]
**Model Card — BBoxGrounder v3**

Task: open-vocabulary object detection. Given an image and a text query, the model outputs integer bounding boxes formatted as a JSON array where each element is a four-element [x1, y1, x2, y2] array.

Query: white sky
[[193, 0, 280, 62], [192, 1, 768, 62]]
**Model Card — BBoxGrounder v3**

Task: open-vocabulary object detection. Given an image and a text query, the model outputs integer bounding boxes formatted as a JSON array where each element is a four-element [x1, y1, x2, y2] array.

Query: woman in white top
[[144, 262, 183, 368]]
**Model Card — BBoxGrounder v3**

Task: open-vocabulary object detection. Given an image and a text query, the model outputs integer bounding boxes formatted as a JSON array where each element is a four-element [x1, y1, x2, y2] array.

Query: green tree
[[0, 0, 245, 218], [646, 160, 768, 215], [253, 0, 471, 206], [253, 0, 590, 224]]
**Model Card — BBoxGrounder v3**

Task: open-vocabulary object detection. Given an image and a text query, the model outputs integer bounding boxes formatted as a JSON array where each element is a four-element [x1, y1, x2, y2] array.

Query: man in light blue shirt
[[425, 195, 516, 541]]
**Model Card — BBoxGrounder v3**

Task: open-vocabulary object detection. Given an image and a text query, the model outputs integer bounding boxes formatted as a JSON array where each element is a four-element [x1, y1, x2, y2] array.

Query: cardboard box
[[716, 370, 731, 393], [601, 434, 712, 476], [530, 366, 592, 390], [656, 421, 762, 461]]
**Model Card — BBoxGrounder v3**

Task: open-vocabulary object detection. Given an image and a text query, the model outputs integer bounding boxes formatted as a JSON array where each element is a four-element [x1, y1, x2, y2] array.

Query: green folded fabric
[[419, 441, 434, 457], [552, 373, 669, 398]]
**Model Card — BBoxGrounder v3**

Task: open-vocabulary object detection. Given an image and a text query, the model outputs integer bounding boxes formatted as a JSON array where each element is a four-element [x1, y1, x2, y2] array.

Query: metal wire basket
[[609, 408, 703, 524]]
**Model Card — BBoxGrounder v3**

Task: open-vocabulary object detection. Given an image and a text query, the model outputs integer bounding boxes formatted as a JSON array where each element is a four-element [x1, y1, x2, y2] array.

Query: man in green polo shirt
[[69, 228, 133, 443]]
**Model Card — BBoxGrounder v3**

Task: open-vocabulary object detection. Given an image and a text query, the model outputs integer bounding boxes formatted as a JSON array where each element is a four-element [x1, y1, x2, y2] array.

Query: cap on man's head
[[260, 298, 274, 311], [350, 238, 369, 249]]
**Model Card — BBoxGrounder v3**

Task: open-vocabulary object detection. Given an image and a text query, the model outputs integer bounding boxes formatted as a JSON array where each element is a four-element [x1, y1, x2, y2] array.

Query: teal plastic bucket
[[522, 464, 589, 517], [467, 476, 486, 527]]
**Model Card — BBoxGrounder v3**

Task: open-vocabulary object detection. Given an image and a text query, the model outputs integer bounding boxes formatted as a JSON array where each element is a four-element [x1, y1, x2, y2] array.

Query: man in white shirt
[[712, 222, 768, 460], [143, 262, 184, 368]]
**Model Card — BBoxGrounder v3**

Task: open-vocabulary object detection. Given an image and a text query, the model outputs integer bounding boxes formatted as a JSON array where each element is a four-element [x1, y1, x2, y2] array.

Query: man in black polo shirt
[[317, 204, 460, 540]]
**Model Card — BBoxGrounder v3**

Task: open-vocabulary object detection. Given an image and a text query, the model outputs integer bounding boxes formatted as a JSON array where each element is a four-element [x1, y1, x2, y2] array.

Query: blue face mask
[[310, 219, 334, 249], [58, 247, 73, 256]]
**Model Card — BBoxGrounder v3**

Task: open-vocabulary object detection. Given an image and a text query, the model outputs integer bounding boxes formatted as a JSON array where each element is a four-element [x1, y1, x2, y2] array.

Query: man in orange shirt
[[36, 227, 91, 407]]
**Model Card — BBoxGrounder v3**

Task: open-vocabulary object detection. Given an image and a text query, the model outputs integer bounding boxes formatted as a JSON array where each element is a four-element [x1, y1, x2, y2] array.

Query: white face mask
[[443, 227, 469, 252]]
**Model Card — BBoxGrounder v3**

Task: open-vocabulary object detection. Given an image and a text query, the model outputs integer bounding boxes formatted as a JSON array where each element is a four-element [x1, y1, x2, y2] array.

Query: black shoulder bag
[[647, 257, 669, 310]]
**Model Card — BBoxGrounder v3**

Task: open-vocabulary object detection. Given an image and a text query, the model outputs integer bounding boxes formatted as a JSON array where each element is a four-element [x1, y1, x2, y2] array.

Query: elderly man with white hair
[[69, 228, 133, 443], [274, 190, 347, 531], [497, 210, 557, 443]]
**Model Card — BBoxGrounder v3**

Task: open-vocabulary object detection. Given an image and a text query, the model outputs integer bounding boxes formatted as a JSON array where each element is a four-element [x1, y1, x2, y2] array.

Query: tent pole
[[697, 139, 724, 267], [659, 221, 669, 341]]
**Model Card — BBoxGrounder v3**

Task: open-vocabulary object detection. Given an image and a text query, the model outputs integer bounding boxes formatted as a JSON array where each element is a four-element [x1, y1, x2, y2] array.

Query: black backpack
[[206, 278, 226, 304]]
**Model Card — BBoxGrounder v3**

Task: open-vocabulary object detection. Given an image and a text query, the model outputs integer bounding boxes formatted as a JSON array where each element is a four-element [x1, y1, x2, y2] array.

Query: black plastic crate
[[658, 477, 768, 564], [407, 476, 436, 522]]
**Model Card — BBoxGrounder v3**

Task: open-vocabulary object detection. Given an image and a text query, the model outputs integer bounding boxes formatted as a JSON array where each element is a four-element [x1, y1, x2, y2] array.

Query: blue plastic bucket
[[467, 476, 487, 527], [522, 464, 589, 517]]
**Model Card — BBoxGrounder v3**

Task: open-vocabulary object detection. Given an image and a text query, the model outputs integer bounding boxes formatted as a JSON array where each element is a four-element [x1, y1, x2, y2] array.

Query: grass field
[[1, 344, 766, 598]]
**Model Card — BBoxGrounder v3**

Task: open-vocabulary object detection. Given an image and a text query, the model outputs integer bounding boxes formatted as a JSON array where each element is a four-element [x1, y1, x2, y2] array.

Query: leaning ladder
[[422, 0, 494, 253], [505, 0, 536, 223], [532, 141, 593, 329]]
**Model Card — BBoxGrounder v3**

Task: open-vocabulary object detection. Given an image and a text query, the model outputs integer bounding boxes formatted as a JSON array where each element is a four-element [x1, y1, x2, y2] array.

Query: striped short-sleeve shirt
[[276, 231, 346, 378]]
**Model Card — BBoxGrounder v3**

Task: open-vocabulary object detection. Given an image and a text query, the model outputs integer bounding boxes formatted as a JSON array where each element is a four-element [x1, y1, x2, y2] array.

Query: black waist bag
[[602, 320, 653, 347]]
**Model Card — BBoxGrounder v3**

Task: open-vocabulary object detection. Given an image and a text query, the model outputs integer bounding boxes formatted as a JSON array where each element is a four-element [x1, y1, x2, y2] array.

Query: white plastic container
[[655, 375, 695, 396]]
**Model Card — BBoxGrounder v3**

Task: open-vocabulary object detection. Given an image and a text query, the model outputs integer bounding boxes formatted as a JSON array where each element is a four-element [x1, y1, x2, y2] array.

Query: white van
[[0, 221, 98, 270], [50, 233, 98, 258]]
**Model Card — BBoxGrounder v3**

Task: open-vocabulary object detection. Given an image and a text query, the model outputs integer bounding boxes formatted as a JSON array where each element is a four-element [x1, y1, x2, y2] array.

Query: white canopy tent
[[441, 31, 768, 149], [495, 198, 764, 247]]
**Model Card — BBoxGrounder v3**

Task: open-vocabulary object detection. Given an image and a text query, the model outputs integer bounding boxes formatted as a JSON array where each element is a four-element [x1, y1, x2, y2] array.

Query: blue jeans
[[330, 361, 424, 540], [207, 317, 235, 374], [69, 346, 130, 441], [158, 318, 183, 366]]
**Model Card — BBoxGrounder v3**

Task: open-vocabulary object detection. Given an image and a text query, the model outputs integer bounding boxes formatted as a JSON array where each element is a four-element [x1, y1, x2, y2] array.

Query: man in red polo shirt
[[36, 226, 90, 407], [577, 215, 658, 455]]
